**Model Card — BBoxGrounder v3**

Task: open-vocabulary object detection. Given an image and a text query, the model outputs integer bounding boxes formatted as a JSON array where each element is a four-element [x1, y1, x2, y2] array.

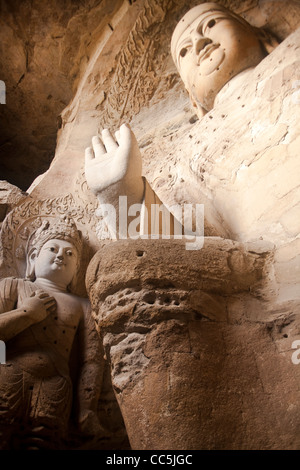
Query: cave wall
[[0, 0, 124, 189]]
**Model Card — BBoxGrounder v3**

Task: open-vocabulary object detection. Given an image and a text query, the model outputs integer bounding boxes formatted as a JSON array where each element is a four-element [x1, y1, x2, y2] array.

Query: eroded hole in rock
[[136, 250, 145, 257], [142, 292, 156, 304]]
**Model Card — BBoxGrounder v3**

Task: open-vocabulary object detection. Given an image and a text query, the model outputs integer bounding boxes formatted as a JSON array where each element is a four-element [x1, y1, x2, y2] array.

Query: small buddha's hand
[[21, 290, 56, 323], [85, 123, 144, 204]]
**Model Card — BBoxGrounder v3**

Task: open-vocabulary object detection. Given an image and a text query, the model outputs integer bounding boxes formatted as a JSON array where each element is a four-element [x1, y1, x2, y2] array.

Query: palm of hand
[[85, 123, 142, 195]]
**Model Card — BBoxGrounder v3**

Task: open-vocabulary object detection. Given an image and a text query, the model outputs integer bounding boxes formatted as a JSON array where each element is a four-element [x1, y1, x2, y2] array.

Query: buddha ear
[[25, 248, 37, 280], [257, 27, 280, 54]]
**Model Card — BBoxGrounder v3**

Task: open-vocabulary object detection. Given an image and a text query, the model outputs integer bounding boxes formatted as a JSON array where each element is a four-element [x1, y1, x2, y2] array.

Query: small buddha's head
[[171, 2, 278, 116], [25, 216, 83, 291]]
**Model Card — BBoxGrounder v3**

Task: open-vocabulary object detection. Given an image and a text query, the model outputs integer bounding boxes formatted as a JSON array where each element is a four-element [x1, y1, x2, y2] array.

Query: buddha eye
[[207, 19, 216, 28], [66, 251, 73, 257], [49, 247, 56, 252], [202, 18, 218, 36], [180, 47, 188, 58]]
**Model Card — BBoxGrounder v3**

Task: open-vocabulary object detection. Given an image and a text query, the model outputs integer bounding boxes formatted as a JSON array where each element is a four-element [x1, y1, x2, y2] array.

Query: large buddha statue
[[84, 2, 281, 240], [83, 3, 300, 450]]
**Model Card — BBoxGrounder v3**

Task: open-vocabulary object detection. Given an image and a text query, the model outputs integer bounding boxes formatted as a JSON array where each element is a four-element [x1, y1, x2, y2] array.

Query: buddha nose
[[56, 249, 64, 260], [192, 32, 212, 55]]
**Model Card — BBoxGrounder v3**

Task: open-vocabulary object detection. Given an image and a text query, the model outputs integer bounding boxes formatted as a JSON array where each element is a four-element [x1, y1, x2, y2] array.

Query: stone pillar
[[86, 237, 300, 450]]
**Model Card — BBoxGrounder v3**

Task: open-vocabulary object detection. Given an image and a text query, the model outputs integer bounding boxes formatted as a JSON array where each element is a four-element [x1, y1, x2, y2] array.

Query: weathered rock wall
[[86, 238, 300, 450], [0, 0, 125, 189]]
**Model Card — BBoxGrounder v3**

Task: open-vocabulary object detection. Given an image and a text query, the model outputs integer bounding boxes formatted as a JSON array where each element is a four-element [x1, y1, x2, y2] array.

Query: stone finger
[[101, 128, 118, 152], [91, 136, 105, 157]]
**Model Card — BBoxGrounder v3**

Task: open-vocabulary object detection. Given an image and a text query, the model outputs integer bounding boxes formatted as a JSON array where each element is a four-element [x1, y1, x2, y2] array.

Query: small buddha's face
[[172, 3, 266, 112], [33, 239, 79, 287]]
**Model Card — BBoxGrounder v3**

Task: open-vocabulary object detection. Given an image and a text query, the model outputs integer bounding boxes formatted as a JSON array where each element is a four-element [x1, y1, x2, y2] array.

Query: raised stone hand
[[21, 290, 56, 323], [85, 123, 144, 204]]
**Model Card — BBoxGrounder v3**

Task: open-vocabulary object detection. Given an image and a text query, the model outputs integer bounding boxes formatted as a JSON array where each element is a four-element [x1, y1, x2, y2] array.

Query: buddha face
[[33, 239, 79, 287], [171, 3, 266, 112]]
